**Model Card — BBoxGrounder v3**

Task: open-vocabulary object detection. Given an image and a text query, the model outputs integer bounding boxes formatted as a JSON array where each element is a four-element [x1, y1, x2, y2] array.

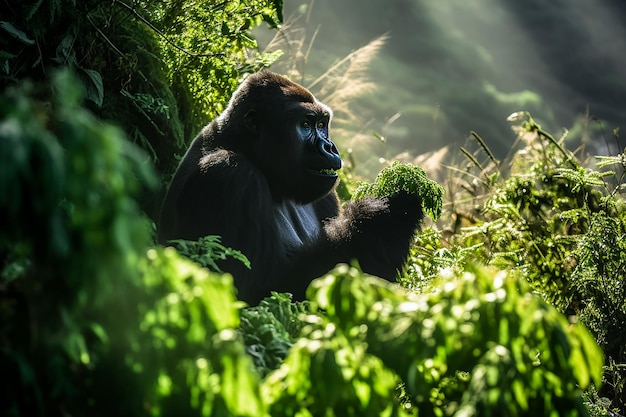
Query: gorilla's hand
[[324, 191, 424, 280], [383, 190, 425, 226]]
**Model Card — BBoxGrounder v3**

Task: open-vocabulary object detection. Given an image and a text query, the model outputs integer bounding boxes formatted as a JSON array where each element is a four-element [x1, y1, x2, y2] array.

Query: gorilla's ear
[[244, 109, 259, 134]]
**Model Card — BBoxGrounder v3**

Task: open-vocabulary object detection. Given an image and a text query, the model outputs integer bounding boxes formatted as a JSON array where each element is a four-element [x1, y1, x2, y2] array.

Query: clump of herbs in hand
[[352, 161, 444, 221]]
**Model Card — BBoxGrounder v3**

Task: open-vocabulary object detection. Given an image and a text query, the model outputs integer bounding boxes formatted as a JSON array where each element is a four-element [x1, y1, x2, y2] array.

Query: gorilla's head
[[218, 71, 342, 204]]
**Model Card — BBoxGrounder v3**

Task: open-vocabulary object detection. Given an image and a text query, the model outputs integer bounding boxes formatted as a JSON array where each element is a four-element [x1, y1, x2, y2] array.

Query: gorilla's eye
[[317, 121, 326, 129], [301, 120, 312, 129]]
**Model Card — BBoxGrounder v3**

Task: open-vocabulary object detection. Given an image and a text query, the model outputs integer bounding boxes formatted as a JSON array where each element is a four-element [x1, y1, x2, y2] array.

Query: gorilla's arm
[[159, 149, 284, 300], [324, 193, 424, 279], [274, 192, 424, 300]]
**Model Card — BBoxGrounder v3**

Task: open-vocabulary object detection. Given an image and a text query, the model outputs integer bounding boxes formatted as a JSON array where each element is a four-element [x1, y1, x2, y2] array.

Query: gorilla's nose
[[318, 137, 340, 156], [317, 138, 342, 170]]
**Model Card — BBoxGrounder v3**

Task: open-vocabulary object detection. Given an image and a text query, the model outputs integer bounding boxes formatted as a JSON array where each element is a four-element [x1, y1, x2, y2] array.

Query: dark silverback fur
[[158, 72, 424, 304]]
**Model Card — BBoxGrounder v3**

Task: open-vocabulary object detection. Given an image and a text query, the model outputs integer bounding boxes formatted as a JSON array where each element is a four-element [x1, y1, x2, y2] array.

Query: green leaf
[[221, 21, 230, 36], [0, 21, 35, 45], [78, 68, 104, 107], [53, 33, 76, 64], [274, 0, 284, 23]]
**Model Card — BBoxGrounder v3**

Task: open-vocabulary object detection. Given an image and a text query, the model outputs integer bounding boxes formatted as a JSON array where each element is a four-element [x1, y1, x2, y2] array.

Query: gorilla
[[158, 71, 424, 305]]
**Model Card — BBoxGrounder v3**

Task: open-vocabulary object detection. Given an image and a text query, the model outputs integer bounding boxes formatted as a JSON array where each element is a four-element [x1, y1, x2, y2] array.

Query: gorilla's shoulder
[[199, 148, 242, 169], [194, 149, 271, 200]]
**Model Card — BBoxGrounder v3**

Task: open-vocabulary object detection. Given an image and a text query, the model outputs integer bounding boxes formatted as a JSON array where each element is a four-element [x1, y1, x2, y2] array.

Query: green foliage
[[0, 68, 154, 296], [240, 293, 309, 377], [0, 70, 154, 415], [132, 247, 264, 417], [353, 161, 445, 221], [1, 0, 283, 177], [172, 235, 251, 272], [403, 227, 466, 293], [139, 0, 283, 130], [449, 112, 617, 311], [259, 264, 602, 416], [432, 111, 626, 414], [572, 213, 626, 349], [0, 71, 267, 417], [263, 321, 405, 417], [571, 212, 626, 409]]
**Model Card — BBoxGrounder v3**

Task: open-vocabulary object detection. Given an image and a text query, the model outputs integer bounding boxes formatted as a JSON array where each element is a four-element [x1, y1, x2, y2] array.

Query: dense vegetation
[[1, 1, 625, 416]]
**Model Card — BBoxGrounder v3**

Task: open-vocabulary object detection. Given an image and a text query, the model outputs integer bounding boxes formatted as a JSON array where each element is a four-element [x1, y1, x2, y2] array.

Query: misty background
[[256, 0, 626, 179]]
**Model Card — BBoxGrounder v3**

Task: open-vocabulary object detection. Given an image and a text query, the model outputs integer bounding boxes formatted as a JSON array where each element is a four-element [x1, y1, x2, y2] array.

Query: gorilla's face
[[291, 101, 342, 203], [251, 96, 342, 204], [231, 73, 342, 204]]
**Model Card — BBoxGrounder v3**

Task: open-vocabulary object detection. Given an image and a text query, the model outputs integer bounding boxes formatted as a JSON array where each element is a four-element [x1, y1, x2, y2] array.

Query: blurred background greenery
[[256, 0, 626, 179]]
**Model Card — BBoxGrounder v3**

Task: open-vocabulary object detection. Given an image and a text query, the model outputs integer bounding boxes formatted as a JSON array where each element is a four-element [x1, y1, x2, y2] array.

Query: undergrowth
[[408, 111, 626, 415]]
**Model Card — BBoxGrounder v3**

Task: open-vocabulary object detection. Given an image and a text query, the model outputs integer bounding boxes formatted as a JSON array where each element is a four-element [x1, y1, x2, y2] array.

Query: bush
[[264, 264, 602, 417], [416, 111, 626, 414], [0, 72, 262, 417]]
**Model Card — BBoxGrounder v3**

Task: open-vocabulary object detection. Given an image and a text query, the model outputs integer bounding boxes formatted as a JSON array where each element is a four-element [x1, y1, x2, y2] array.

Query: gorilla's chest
[[274, 202, 321, 252]]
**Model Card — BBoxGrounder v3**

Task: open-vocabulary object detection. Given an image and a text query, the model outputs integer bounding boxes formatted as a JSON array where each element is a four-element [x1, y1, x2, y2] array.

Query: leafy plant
[[1, 70, 154, 415], [353, 161, 445, 221], [433, 111, 626, 414], [264, 264, 603, 417], [0, 70, 269, 417], [571, 212, 626, 411], [239, 293, 309, 377], [132, 247, 264, 417], [446, 112, 613, 311], [172, 235, 251, 272], [263, 322, 405, 417], [1, 0, 283, 177]]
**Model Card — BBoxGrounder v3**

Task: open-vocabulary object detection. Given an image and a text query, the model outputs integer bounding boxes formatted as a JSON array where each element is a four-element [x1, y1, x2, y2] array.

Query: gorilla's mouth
[[308, 167, 339, 177]]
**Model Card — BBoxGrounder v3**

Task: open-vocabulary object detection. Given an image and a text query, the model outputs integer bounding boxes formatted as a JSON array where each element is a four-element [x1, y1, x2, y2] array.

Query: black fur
[[158, 72, 424, 304]]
